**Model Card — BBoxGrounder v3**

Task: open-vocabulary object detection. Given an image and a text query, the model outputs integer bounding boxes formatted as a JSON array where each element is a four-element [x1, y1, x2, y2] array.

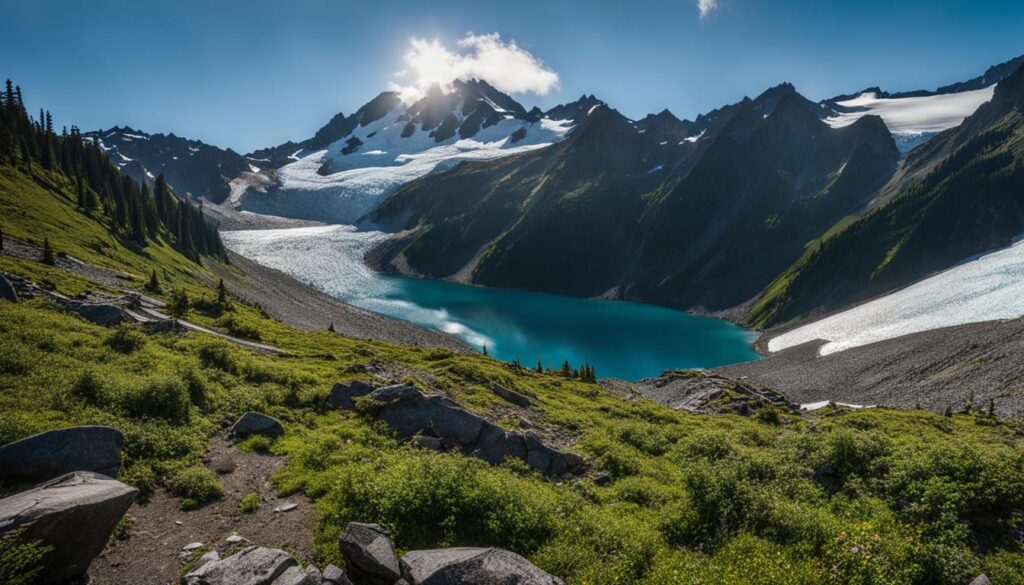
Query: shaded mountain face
[[749, 61, 1024, 328], [83, 127, 253, 204], [366, 83, 899, 313]]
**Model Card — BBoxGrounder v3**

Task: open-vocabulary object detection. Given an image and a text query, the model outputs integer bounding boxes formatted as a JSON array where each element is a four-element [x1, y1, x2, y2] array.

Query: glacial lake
[[222, 225, 760, 380]]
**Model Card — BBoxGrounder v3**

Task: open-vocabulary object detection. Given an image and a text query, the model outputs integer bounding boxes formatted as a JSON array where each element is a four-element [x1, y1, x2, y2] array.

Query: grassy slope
[[2, 165, 1024, 584]]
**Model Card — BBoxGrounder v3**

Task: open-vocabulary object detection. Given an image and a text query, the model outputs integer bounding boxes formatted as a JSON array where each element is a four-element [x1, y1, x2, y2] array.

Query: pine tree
[[536, 359, 543, 374], [327, 322, 336, 333], [145, 269, 161, 293], [561, 360, 571, 377], [482, 343, 488, 356], [42, 238, 55, 265], [988, 398, 996, 418], [216, 279, 229, 307], [167, 289, 190, 318]]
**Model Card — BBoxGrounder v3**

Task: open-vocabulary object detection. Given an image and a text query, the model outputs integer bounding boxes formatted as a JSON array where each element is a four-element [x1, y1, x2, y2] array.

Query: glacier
[[824, 85, 995, 135], [768, 236, 1024, 356], [243, 108, 574, 223]]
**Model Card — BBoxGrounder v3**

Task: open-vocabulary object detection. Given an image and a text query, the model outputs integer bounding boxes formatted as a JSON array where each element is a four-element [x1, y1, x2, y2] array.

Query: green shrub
[[167, 466, 223, 510], [198, 342, 238, 373], [217, 314, 262, 342], [70, 370, 103, 405], [104, 324, 146, 353], [238, 434, 272, 454], [111, 516, 133, 541], [0, 528, 52, 585], [240, 492, 261, 513], [119, 463, 157, 502], [121, 378, 190, 423]]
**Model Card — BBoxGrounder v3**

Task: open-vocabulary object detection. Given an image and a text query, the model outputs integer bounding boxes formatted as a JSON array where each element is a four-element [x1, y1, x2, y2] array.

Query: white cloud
[[697, 0, 719, 20], [391, 33, 559, 102]]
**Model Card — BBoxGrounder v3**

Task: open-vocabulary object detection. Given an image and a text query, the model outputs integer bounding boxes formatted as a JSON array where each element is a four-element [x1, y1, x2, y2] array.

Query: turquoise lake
[[222, 225, 761, 381]]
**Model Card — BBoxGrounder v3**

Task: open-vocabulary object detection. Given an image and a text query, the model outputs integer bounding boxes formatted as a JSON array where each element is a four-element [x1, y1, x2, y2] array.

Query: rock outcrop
[[400, 548, 564, 585], [328, 380, 376, 410], [0, 471, 137, 584], [230, 412, 285, 440], [340, 523, 402, 585], [184, 545, 311, 585], [0, 274, 17, 302], [344, 383, 584, 477], [0, 425, 124, 484]]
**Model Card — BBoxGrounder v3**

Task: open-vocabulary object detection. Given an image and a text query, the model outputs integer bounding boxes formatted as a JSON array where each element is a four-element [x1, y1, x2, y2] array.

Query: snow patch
[[769, 235, 1024, 356], [824, 86, 995, 134]]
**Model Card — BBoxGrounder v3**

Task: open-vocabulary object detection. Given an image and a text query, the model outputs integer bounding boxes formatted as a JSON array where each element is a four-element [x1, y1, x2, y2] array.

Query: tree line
[[0, 79, 226, 261]]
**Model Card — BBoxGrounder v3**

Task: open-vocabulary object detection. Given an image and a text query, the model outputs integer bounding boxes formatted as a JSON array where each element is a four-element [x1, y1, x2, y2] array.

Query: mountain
[[821, 54, 1023, 153], [82, 127, 255, 204], [749, 60, 1024, 328], [366, 83, 899, 313], [236, 79, 575, 223]]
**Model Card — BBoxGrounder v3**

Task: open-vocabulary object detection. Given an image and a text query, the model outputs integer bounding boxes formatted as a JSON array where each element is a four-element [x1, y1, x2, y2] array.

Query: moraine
[[222, 225, 760, 381]]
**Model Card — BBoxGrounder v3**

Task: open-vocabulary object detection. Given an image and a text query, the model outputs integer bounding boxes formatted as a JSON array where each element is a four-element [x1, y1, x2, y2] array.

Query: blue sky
[[3, 0, 1022, 153]]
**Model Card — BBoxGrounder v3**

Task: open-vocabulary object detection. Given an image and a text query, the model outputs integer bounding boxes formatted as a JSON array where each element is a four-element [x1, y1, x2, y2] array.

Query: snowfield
[[824, 85, 995, 134], [256, 108, 574, 223], [768, 236, 1024, 356]]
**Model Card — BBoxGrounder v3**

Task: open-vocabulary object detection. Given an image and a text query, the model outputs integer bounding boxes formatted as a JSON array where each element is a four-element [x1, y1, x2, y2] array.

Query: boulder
[[473, 422, 527, 465], [340, 522, 401, 585], [61, 300, 127, 326], [371, 386, 485, 449], [400, 548, 564, 585], [322, 564, 353, 585], [0, 274, 17, 302], [184, 545, 311, 585], [367, 386, 583, 477], [328, 380, 376, 410], [593, 472, 613, 487], [230, 412, 284, 440], [0, 425, 124, 484], [0, 471, 137, 584], [970, 576, 991, 585], [491, 385, 532, 408]]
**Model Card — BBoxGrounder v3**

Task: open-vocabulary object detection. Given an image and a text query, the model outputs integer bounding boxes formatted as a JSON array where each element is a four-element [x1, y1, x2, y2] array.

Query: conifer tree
[[216, 279, 229, 307], [145, 269, 161, 293], [42, 238, 54, 265], [482, 343, 488, 356], [561, 360, 571, 377], [327, 322, 336, 333], [536, 359, 543, 374]]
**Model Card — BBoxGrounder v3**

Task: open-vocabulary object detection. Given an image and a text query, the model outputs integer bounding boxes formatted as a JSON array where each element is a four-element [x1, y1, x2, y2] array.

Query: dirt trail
[[89, 434, 315, 585]]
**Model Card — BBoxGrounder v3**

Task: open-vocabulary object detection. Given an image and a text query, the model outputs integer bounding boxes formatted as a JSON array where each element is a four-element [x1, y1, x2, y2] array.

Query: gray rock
[[62, 300, 127, 326], [0, 274, 17, 302], [230, 412, 284, 439], [0, 425, 124, 484], [184, 545, 310, 585], [340, 522, 401, 585], [970, 576, 991, 585], [371, 386, 484, 448], [400, 548, 563, 585], [473, 422, 526, 465], [195, 551, 221, 571], [322, 564, 353, 585], [368, 387, 583, 477], [414, 436, 446, 452], [0, 471, 137, 584], [306, 565, 324, 584], [491, 385, 532, 408], [328, 380, 376, 410], [593, 472, 613, 487]]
